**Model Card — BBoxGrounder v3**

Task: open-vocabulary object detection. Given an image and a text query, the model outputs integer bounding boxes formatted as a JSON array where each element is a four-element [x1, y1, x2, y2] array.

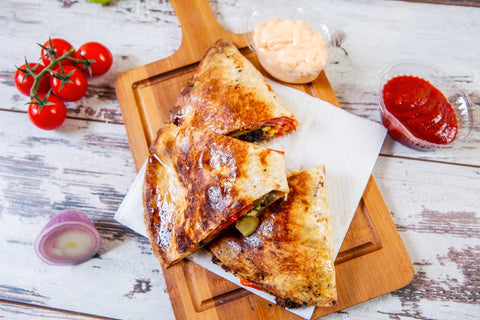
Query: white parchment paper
[[114, 81, 387, 319]]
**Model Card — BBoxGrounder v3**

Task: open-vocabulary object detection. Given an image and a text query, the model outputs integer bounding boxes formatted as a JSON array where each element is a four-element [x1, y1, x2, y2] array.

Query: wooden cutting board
[[115, 0, 414, 319]]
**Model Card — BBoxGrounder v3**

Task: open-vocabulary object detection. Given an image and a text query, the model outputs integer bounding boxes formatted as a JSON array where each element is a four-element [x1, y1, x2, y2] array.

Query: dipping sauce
[[381, 75, 458, 148], [253, 18, 328, 83]]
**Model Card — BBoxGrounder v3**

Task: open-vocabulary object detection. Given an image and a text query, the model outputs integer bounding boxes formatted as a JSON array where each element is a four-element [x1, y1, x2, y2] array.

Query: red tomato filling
[[240, 278, 262, 291], [201, 205, 255, 246]]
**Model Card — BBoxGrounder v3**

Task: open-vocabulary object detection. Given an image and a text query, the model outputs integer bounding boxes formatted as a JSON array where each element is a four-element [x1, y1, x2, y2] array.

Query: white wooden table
[[1, 0, 479, 319]]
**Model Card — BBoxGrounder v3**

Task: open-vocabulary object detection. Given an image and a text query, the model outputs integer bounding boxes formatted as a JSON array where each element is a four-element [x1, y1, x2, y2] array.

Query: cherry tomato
[[40, 38, 77, 67], [28, 95, 67, 130], [50, 66, 88, 101], [77, 42, 113, 76], [14, 63, 51, 96]]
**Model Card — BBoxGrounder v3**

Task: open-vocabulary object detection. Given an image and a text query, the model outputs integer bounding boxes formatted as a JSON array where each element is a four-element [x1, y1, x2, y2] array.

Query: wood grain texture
[[0, 0, 479, 319], [115, 1, 413, 318], [0, 300, 115, 320]]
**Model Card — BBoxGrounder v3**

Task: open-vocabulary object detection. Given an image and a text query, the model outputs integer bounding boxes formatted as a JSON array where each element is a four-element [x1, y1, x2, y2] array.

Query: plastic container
[[379, 60, 474, 151], [245, 0, 345, 84]]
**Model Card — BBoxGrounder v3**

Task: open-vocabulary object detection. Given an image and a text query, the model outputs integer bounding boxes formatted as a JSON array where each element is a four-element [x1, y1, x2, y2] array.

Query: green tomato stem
[[29, 48, 76, 106], [26, 40, 96, 110]]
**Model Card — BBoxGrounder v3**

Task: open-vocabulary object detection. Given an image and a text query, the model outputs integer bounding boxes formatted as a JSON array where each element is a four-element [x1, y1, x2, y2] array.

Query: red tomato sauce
[[382, 76, 458, 146]]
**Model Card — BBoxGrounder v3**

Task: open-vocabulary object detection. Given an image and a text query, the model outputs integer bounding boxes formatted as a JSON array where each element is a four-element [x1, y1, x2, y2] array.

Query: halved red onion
[[34, 209, 102, 266]]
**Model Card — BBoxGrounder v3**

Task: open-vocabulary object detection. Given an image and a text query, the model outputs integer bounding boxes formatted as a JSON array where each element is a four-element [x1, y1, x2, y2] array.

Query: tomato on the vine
[[14, 63, 50, 96], [28, 95, 67, 130], [77, 42, 113, 76], [40, 38, 77, 67], [50, 66, 88, 101]]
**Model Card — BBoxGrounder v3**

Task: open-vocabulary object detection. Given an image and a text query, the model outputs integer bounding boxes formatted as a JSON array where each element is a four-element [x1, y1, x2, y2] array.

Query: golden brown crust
[[207, 166, 337, 307], [170, 39, 298, 138], [143, 124, 289, 267]]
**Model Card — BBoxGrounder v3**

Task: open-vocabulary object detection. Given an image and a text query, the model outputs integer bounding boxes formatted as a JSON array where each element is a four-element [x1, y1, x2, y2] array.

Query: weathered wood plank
[[400, 0, 480, 7], [0, 0, 181, 122], [370, 156, 480, 319], [0, 114, 134, 219], [0, 111, 175, 319], [0, 300, 116, 320], [1, 107, 478, 319], [0, 0, 479, 319], [318, 156, 480, 319], [1, 0, 478, 165]]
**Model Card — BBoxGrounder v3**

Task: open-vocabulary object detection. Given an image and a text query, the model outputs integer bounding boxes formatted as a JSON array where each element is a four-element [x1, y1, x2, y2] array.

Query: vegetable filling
[[200, 191, 282, 246], [229, 126, 278, 142], [235, 191, 280, 236]]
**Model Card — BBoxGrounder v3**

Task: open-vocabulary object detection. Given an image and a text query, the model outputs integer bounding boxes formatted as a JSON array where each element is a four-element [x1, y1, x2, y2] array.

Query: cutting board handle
[[170, 0, 247, 58]]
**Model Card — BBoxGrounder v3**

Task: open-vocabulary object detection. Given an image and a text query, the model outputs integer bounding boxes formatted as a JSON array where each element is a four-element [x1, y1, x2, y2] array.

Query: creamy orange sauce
[[253, 18, 328, 83]]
